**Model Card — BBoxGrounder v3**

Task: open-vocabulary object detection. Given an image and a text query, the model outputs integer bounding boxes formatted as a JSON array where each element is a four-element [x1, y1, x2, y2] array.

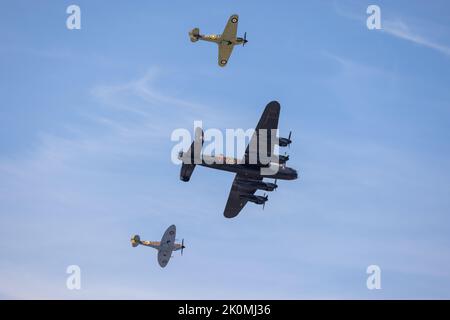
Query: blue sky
[[1, 0, 450, 299]]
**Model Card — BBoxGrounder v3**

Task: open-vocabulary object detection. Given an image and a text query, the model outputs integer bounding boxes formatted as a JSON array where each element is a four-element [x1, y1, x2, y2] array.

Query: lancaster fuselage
[[192, 154, 298, 181]]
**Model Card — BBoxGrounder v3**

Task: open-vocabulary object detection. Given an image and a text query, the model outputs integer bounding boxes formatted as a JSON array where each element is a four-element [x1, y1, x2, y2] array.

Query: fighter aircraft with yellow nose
[[189, 14, 248, 67], [131, 225, 185, 268]]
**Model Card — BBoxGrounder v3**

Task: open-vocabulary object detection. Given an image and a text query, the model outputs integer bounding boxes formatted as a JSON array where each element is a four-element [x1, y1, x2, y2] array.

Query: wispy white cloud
[[92, 68, 209, 116], [322, 51, 396, 78], [333, 0, 450, 57], [383, 19, 450, 57]]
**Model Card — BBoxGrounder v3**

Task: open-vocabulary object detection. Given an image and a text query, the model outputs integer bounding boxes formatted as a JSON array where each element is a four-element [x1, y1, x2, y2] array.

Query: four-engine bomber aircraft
[[189, 14, 248, 67], [178, 101, 298, 218], [131, 225, 185, 268]]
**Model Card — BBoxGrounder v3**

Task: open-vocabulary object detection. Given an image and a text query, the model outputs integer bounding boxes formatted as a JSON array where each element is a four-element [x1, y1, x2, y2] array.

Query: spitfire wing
[[243, 101, 280, 164], [223, 174, 262, 218], [157, 250, 171, 268], [222, 14, 239, 41], [157, 225, 176, 268], [160, 224, 176, 246]]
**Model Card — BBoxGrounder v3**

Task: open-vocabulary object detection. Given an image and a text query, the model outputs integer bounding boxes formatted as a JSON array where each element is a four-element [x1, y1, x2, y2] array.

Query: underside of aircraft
[[179, 101, 298, 218]]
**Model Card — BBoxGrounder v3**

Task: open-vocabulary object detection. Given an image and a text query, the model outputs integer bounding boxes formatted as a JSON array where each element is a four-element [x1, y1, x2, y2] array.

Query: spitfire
[[131, 225, 185, 268], [189, 14, 248, 67]]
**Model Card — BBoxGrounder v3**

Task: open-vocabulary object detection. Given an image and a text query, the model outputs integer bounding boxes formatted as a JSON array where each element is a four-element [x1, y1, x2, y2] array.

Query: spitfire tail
[[189, 28, 200, 42], [131, 235, 140, 247], [179, 127, 204, 182]]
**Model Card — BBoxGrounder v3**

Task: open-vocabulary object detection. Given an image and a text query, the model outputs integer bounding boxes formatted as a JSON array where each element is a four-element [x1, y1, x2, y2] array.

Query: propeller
[[274, 179, 278, 191], [279, 152, 289, 165], [262, 193, 268, 210], [181, 239, 185, 256], [243, 32, 248, 46], [288, 131, 292, 148], [178, 149, 184, 160]]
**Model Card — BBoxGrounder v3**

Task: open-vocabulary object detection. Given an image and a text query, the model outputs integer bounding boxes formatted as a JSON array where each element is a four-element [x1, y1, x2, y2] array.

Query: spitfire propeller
[[181, 239, 185, 256], [243, 32, 248, 46]]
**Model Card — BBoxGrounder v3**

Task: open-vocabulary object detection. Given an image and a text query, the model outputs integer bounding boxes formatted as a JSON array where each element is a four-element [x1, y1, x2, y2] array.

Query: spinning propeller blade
[[262, 193, 268, 210]]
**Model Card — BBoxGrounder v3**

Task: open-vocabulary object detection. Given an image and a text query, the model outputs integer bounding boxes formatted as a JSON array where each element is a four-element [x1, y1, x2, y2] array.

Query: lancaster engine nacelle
[[278, 154, 289, 164], [237, 179, 278, 192], [239, 193, 268, 205], [279, 131, 292, 147]]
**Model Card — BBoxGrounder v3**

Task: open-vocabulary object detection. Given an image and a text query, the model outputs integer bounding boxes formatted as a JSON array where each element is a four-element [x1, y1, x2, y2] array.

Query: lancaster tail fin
[[179, 127, 203, 182]]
